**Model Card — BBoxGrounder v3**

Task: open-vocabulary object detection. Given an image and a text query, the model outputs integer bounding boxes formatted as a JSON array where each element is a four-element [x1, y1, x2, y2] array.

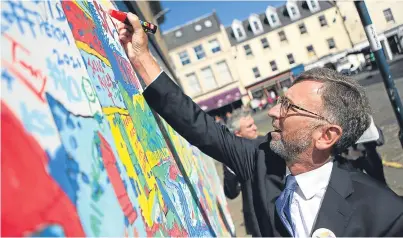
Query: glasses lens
[[280, 97, 289, 117]]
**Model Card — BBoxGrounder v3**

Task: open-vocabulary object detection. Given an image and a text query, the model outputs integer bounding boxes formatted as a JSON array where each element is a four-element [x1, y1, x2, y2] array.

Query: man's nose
[[268, 103, 281, 119]]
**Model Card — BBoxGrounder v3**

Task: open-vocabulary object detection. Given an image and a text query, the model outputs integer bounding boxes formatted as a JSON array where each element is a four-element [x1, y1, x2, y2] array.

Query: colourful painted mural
[[1, 0, 234, 237]]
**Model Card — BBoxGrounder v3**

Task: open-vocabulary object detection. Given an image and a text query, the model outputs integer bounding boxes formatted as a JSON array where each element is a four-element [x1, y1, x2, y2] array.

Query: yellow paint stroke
[[118, 114, 165, 214], [102, 107, 129, 116], [75, 41, 111, 67], [106, 113, 162, 227], [71, 0, 92, 20], [203, 187, 214, 212], [132, 94, 146, 111]]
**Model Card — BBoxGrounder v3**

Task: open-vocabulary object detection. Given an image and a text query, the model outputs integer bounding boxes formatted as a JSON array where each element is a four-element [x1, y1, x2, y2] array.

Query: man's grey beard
[[269, 131, 312, 163]]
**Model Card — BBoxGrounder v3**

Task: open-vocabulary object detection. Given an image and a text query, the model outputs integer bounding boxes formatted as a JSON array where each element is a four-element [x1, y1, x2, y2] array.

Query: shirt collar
[[287, 160, 334, 200]]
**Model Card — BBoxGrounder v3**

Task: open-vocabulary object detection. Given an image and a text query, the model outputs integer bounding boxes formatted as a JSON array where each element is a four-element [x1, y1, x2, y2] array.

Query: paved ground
[[216, 57, 403, 237]]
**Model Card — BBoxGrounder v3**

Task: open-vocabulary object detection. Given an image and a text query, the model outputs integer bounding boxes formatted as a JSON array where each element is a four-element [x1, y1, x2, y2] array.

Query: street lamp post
[[153, 8, 170, 25], [354, 1, 403, 148]]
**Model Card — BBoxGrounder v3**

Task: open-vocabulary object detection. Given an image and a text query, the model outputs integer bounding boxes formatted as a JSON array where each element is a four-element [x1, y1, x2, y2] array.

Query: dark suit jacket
[[143, 72, 403, 237]]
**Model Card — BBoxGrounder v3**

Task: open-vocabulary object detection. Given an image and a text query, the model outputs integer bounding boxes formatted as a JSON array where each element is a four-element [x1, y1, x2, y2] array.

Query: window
[[299, 23, 307, 34], [252, 67, 261, 78], [179, 51, 190, 65], [209, 39, 221, 53], [185, 73, 201, 95], [278, 31, 287, 42], [311, 0, 317, 8], [270, 61, 278, 71], [383, 8, 394, 22], [201, 67, 217, 90], [287, 54, 295, 65], [308, 0, 320, 12], [327, 38, 336, 49], [287, 3, 300, 20], [261, 38, 270, 49], [319, 15, 327, 27], [236, 28, 244, 38], [216, 61, 233, 85], [193, 45, 206, 60], [306, 45, 316, 56], [253, 21, 260, 31], [175, 31, 182, 37], [250, 14, 264, 35], [232, 20, 246, 41], [290, 6, 297, 16], [244, 44, 253, 56], [271, 14, 277, 24]]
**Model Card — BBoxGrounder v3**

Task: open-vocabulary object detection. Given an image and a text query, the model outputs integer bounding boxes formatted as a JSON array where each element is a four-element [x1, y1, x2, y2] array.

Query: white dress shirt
[[286, 160, 333, 237]]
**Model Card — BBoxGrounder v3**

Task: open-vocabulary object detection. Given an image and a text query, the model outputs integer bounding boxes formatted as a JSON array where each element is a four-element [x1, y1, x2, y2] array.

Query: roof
[[225, 1, 335, 46], [163, 12, 222, 51]]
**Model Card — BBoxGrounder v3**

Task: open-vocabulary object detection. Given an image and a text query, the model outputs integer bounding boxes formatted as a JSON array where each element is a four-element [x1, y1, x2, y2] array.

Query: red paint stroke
[[93, 1, 114, 38], [113, 52, 141, 90], [169, 164, 179, 181], [97, 132, 137, 224], [1, 101, 85, 237], [146, 222, 161, 237], [87, 57, 105, 74], [2, 34, 47, 102], [61, 1, 106, 58], [168, 222, 188, 237]]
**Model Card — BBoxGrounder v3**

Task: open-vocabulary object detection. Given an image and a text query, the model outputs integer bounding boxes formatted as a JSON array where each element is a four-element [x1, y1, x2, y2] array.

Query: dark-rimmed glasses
[[277, 96, 330, 122]]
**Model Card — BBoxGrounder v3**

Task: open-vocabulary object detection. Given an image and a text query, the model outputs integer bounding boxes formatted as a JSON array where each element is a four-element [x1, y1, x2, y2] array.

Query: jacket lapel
[[311, 159, 354, 237]]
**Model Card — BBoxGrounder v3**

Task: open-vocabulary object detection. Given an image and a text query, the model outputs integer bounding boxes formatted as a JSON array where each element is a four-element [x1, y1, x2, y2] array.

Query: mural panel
[[1, 0, 234, 236]]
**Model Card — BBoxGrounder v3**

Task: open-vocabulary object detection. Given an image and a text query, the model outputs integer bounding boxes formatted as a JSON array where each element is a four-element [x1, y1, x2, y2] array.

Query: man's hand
[[116, 13, 161, 86], [117, 13, 149, 63]]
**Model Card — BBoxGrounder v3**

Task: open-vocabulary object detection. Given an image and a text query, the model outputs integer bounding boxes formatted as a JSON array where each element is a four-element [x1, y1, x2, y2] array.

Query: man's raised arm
[[116, 13, 257, 180]]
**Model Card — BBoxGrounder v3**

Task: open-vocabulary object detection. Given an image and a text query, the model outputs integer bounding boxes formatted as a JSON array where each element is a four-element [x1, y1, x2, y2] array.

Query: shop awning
[[197, 87, 242, 111]]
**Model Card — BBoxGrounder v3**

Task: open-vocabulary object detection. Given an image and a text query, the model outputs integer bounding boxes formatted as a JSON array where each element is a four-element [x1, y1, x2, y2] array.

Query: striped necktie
[[275, 175, 298, 236]]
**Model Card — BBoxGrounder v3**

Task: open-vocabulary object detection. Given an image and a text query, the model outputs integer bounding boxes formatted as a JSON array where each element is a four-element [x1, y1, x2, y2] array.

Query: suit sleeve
[[223, 165, 241, 199], [383, 213, 403, 236], [143, 72, 257, 181]]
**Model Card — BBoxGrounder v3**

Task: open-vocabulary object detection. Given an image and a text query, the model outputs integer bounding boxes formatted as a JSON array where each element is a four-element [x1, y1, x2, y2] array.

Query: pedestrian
[[215, 115, 225, 126], [118, 13, 403, 237], [223, 111, 285, 236], [250, 98, 260, 113], [341, 117, 386, 184]]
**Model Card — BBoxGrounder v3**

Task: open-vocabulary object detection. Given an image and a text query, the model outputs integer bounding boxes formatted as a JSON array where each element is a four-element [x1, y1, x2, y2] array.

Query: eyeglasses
[[277, 96, 330, 122]]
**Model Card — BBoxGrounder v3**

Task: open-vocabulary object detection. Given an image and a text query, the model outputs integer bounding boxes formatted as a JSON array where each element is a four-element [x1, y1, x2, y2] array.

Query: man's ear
[[314, 125, 342, 150], [234, 130, 241, 137]]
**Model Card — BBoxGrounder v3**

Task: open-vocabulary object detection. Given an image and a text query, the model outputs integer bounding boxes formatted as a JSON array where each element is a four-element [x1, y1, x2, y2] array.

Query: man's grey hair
[[227, 111, 251, 133], [293, 68, 371, 152]]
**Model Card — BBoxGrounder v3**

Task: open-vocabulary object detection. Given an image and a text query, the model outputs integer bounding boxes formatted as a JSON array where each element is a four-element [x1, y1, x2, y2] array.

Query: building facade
[[336, 1, 403, 60], [225, 0, 353, 102], [163, 0, 403, 111], [163, 13, 243, 115]]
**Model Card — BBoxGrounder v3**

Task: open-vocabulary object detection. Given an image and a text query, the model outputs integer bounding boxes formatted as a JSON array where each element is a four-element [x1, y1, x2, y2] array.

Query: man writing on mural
[[117, 13, 403, 237]]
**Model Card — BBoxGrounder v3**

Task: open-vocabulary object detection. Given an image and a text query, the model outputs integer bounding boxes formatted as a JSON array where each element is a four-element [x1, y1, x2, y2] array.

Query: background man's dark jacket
[[223, 136, 283, 236], [143, 72, 403, 237]]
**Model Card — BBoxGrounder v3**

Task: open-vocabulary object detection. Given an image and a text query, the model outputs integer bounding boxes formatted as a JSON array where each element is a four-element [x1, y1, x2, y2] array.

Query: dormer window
[[307, 0, 320, 12], [286, 2, 300, 20], [249, 14, 264, 35], [237, 28, 243, 37], [232, 19, 246, 41], [266, 6, 281, 28], [271, 15, 277, 24]]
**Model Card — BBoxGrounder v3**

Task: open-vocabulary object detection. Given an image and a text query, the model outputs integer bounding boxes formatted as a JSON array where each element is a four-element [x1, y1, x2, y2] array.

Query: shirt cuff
[[143, 70, 163, 91]]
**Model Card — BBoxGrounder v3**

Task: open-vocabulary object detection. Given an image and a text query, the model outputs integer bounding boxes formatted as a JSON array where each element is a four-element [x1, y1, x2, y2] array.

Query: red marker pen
[[108, 9, 157, 34]]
